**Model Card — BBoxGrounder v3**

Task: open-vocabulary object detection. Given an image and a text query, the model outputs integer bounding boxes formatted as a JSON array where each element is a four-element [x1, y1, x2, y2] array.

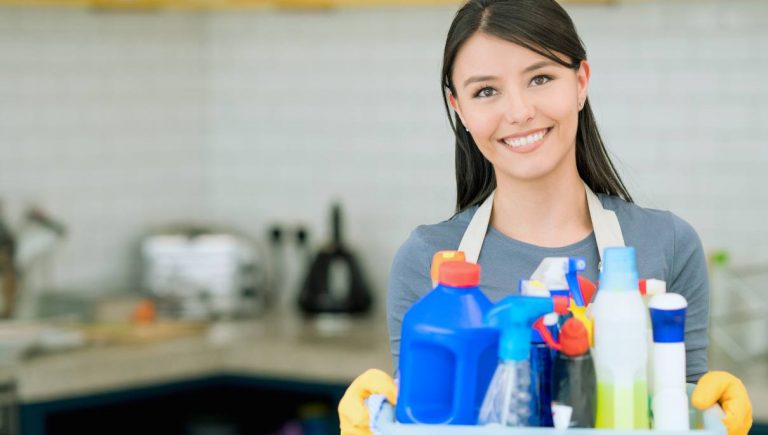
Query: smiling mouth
[[499, 128, 551, 149]]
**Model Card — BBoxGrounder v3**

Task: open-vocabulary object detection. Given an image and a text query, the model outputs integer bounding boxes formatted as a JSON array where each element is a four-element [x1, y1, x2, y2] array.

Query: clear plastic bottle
[[479, 295, 566, 427], [479, 359, 532, 426]]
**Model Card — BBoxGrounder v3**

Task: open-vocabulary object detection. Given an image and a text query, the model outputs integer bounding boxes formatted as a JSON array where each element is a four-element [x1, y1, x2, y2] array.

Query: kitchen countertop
[[8, 309, 392, 404], [4, 311, 766, 421]]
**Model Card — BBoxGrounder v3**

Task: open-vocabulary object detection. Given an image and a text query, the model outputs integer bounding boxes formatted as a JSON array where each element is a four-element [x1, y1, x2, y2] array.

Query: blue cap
[[649, 293, 687, 343], [486, 295, 554, 361], [599, 247, 638, 292]]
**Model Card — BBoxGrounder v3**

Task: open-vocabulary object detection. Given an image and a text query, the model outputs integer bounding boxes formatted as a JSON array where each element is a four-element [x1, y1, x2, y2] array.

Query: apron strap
[[458, 190, 494, 264], [457, 182, 625, 266], [584, 181, 625, 263]]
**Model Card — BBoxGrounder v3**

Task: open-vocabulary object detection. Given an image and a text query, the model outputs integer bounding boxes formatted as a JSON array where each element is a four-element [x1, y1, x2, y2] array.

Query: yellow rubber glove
[[692, 371, 753, 435], [338, 368, 398, 435]]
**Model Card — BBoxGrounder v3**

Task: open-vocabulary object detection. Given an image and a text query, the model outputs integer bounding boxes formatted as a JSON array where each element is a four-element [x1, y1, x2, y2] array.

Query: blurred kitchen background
[[0, 0, 766, 433]]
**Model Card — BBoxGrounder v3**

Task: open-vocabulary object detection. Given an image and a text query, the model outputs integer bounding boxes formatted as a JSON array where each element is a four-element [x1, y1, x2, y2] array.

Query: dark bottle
[[552, 317, 596, 428]]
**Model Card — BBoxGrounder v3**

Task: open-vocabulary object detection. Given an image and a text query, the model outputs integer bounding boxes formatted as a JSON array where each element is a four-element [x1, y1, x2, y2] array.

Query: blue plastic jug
[[395, 261, 499, 425]]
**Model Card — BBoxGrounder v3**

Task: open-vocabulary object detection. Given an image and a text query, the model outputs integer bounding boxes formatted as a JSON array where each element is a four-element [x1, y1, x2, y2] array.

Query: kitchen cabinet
[[6, 310, 391, 435], [19, 375, 345, 435], [0, 0, 615, 10]]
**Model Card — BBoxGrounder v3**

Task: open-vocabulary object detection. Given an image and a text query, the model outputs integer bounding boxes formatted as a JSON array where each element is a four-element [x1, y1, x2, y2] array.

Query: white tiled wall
[[0, 8, 209, 291], [0, 1, 766, 304], [206, 7, 458, 303], [572, 0, 768, 263]]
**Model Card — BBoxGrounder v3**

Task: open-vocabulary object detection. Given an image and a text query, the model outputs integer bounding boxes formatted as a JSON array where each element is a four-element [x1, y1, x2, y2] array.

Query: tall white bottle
[[592, 247, 649, 429], [649, 293, 689, 430]]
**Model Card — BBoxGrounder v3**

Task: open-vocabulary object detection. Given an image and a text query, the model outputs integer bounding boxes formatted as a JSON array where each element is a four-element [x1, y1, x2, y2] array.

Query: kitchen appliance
[[297, 204, 372, 315], [0, 204, 16, 320], [0, 204, 67, 320], [141, 225, 271, 319]]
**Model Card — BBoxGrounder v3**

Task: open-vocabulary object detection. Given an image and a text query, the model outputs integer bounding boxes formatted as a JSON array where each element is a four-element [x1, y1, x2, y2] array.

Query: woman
[[339, 1, 752, 434]]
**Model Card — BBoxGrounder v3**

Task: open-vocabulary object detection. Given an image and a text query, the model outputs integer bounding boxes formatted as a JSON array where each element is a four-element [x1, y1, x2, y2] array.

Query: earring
[[465, 127, 470, 132]]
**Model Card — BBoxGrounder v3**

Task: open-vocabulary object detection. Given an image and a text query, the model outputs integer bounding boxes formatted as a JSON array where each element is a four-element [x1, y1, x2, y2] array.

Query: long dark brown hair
[[442, 0, 632, 212]]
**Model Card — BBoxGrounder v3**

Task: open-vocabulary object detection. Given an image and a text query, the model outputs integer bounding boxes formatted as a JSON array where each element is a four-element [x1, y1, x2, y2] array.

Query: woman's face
[[449, 32, 590, 183]]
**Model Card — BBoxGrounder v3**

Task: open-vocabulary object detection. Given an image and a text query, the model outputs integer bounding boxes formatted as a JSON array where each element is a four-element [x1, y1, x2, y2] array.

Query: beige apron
[[457, 182, 626, 267]]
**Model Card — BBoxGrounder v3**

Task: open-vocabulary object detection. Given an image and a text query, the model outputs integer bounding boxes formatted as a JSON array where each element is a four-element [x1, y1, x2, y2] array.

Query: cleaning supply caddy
[[382, 249, 725, 435], [374, 388, 725, 435]]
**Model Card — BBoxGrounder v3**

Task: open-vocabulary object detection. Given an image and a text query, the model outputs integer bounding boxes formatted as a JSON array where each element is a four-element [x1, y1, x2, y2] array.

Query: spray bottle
[[529, 322, 554, 427], [649, 293, 689, 430], [530, 257, 587, 306], [478, 295, 569, 427], [592, 247, 650, 429], [522, 256, 586, 426], [519, 280, 557, 427]]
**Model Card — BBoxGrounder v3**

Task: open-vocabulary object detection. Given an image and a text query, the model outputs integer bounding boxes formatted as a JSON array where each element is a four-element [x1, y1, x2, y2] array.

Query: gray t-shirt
[[387, 194, 709, 383]]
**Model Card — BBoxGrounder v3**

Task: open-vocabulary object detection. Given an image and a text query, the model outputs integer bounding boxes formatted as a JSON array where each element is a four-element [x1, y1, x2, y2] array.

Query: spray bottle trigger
[[566, 257, 587, 306], [534, 318, 562, 351]]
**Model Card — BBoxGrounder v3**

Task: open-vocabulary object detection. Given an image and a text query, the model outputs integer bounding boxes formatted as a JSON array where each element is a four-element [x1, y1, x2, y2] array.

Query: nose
[[502, 91, 535, 125]]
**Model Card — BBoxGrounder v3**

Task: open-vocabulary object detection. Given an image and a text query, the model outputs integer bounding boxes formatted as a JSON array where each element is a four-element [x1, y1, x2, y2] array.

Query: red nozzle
[[578, 275, 597, 305], [560, 317, 589, 357], [533, 318, 562, 352], [552, 295, 570, 315]]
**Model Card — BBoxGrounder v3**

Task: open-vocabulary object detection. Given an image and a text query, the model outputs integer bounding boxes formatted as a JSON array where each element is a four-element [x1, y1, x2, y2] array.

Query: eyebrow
[[523, 60, 560, 74], [462, 75, 496, 88], [462, 60, 561, 89]]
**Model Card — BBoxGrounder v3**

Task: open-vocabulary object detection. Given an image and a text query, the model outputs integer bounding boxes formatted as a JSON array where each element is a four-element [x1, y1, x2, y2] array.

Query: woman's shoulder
[[598, 194, 702, 251], [389, 207, 479, 296], [396, 206, 478, 259]]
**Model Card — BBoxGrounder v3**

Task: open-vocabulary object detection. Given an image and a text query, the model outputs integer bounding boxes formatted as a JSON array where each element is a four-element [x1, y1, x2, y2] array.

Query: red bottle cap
[[430, 251, 466, 285], [560, 317, 590, 357], [438, 261, 480, 288]]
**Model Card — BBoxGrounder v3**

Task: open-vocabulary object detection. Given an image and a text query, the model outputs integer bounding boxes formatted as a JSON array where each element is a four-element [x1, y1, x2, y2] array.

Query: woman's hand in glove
[[692, 371, 753, 435], [338, 368, 397, 435]]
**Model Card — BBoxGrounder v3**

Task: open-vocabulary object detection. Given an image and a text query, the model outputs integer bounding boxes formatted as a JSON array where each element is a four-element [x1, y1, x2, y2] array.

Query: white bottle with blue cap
[[649, 293, 690, 430], [592, 247, 649, 429]]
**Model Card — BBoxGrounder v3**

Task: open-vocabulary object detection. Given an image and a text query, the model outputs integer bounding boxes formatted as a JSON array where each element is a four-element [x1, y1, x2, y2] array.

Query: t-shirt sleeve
[[667, 212, 710, 383], [387, 229, 433, 374]]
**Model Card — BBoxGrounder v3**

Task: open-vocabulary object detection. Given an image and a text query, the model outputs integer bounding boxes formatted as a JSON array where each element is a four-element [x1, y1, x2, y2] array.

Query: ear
[[448, 92, 466, 126], [576, 60, 591, 106]]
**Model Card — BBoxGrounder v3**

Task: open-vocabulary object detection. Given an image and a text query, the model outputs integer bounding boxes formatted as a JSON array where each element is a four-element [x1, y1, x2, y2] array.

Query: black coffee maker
[[298, 204, 373, 315]]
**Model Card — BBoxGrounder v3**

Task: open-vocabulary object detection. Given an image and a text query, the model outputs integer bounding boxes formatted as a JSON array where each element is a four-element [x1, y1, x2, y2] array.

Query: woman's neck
[[490, 170, 593, 248]]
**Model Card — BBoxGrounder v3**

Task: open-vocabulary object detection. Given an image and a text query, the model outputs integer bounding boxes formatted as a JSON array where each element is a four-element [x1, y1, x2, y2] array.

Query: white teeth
[[503, 129, 546, 148]]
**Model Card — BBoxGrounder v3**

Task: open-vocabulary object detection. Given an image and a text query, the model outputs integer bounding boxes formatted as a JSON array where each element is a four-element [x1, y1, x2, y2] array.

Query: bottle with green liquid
[[591, 247, 650, 429]]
